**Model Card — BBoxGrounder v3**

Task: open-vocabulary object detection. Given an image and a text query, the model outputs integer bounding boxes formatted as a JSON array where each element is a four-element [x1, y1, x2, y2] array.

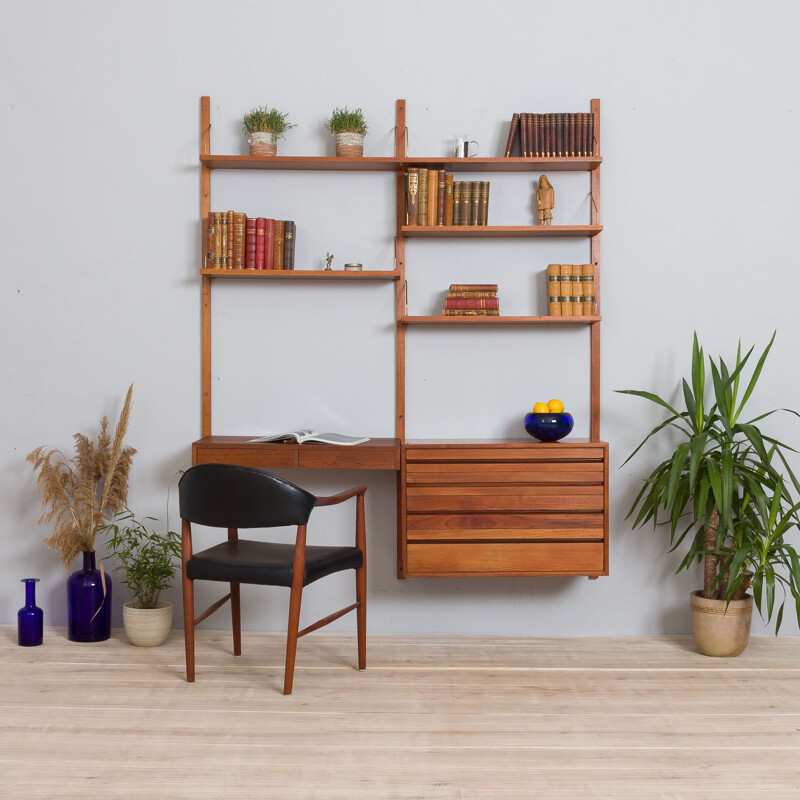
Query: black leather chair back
[[179, 464, 316, 528]]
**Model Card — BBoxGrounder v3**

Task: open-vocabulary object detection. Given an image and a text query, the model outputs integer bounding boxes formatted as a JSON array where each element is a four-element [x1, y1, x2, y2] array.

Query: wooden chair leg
[[284, 581, 303, 695], [230, 582, 241, 656], [182, 572, 195, 683], [356, 493, 366, 671]]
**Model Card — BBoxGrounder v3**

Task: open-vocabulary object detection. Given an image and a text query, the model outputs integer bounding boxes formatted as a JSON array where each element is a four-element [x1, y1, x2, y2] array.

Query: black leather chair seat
[[187, 539, 363, 588]]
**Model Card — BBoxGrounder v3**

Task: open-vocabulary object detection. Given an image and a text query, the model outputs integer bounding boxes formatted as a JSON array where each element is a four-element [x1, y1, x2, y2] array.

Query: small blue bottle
[[18, 578, 43, 647]]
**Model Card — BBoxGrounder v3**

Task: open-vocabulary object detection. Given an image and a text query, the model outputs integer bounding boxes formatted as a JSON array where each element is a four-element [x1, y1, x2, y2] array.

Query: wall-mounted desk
[[192, 436, 401, 471]]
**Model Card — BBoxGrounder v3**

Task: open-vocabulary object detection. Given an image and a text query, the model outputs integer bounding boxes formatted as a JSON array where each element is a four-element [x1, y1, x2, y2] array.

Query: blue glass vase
[[18, 578, 43, 647], [67, 551, 112, 642]]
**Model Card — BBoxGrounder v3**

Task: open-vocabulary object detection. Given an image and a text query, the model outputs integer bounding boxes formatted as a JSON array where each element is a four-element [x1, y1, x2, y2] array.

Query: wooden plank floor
[[1, 627, 800, 798]]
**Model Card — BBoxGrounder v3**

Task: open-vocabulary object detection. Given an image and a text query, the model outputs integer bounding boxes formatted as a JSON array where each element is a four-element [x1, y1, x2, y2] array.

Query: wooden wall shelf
[[200, 269, 400, 281], [201, 155, 401, 171], [400, 156, 602, 173], [401, 225, 602, 238], [400, 316, 601, 325]]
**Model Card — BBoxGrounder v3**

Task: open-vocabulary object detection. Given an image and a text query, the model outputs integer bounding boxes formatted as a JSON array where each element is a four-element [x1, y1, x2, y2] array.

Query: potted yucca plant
[[104, 510, 181, 647], [324, 106, 368, 157], [28, 385, 135, 642], [619, 333, 800, 656], [242, 105, 295, 156]]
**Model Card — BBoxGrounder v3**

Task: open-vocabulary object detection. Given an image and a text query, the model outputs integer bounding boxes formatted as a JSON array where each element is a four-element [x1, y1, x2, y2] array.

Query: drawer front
[[407, 512, 604, 542], [406, 484, 604, 513], [406, 541, 605, 575], [298, 447, 399, 470], [193, 445, 297, 469], [406, 445, 606, 463], [406, 460, 603, 485]]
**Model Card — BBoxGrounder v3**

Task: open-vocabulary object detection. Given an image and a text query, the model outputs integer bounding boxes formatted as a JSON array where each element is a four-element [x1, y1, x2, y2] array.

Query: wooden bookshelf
[[196, 96, 607, 582]]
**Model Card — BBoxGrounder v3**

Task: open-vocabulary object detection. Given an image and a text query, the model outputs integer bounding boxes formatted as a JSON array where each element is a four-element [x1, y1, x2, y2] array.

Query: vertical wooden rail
[[589, 98, 601, 442], [200, 97, 212, 437], [394, 100, 407, 441]]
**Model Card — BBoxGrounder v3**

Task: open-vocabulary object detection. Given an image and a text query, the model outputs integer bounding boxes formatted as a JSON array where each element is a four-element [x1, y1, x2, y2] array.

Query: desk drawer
[[406, 541, 605, 575], [406, 484, 604, 513]]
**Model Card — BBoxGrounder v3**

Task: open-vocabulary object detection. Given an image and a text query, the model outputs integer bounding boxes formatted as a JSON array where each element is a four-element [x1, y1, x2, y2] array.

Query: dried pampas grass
[[28, 385, 136, 568]]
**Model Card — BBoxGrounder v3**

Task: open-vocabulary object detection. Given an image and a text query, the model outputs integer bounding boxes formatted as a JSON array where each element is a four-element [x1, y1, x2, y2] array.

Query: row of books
[[504, 113, 596, 158], [547, 264, 596, 316], [406, 169, 491, 227], [442, 284, 499, 316], [206, 212, 296, 270]]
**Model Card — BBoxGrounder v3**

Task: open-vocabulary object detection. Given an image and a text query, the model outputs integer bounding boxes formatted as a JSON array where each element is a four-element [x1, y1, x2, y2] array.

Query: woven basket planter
[[248, 131, 278, 157], [123, 601, 173, 647], [690, 590, 753, 657], [335, 132, 364, 157]]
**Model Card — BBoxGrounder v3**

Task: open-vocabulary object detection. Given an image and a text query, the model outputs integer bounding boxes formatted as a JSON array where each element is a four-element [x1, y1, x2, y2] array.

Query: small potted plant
[[242, 105, 295, 157], [325, 106, 368, 157], [619, 333, 800, 656], [104, 509, 181, 647]]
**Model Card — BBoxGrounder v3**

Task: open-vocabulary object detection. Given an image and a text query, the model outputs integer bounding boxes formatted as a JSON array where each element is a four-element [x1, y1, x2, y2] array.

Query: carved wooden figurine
[[537, 175, 554, 226]]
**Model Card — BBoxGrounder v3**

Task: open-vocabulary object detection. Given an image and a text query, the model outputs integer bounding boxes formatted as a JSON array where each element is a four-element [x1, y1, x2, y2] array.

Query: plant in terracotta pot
[[242, 105, 295, 156], [325, 106, 368, 157], [104, 510, 181, 647], [28, 385, 135, 642], [619, 333, 800, 656]]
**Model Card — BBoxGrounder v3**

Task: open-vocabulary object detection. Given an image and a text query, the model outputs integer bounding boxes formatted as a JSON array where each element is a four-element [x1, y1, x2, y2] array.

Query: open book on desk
[[248, 430, 370, 446]]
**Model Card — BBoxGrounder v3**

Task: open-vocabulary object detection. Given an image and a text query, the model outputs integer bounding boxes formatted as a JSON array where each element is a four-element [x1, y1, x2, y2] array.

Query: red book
[[255, 218, 266, 270], [265, 219, 275, 269], [245, 218, 256, 270], [444, 297, 500, 310]]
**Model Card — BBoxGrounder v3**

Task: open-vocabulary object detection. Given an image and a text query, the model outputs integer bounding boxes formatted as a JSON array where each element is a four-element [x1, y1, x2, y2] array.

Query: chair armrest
[[314, 486, 367, 506]]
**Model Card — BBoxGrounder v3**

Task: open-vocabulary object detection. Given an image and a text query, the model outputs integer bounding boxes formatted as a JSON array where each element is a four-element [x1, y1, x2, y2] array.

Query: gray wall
[[3, 0, 799, 635]]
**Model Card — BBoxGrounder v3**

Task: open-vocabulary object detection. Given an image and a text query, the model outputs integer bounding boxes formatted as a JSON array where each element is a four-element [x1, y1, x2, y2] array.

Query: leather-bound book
[[206, 213, 216, 269], [470, 181, 481, 226], [541, 113, 549, 157], [265, 219, 275, 270], [227, 210, 234, 267], [442, 309, 500, 316], [569, 114, 577, 157], [273, 220, 285, 271], [445, 297, 499, 310], [581, 113, 590, 157], [460, 182, 472, 226], [531, 114, 539, 157], [449, 283, 498, 292], [219, 212, 228, 268], [582, 263, 595, 315], [406, 169, 419, 226], [452, 181, 462, 225], [427, 169, 438, 227], [233, 212, 246, 269], [504, 113, 520, 157], [560, 264, 573, 315], [520, 113, 528, 157], [255, 217, 266, 270], [572, 262, 583, 312], [589, 112, 596, 156], [547, 264, 561, 315], [479, 181, 490, 226], [418, 168, 429, 227], [556, 114, 564, 157], [283, 221, 295, 270], [436, 170, 446, 225], [448, 289, 497, 297], [444, 174, 454, 226], [245, 217, 256, 270]]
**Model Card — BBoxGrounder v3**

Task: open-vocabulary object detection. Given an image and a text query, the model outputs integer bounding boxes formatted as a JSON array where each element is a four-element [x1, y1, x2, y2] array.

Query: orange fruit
[[533, 402, 550, 414], [547, 398, 565, 413]]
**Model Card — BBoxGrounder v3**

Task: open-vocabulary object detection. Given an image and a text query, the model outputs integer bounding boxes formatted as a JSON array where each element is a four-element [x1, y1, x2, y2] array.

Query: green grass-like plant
[[618, 332, 800, 631], [242, 106, 296, 137], [104, 509, 181, 609], [324, 106, 368, 136]]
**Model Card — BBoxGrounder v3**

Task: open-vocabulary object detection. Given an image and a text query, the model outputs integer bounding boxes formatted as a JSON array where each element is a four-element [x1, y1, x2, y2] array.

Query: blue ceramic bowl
[[523, 412, 574, 442]]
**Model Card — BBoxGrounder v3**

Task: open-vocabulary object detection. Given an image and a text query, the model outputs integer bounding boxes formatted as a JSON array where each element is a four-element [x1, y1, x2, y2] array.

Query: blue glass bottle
[[18, 578, 43, 646], [67, 551, 112, 642]]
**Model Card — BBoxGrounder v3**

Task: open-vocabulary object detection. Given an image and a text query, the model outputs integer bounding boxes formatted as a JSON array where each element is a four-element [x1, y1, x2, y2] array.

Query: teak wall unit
[[195, 96, 608, 580]]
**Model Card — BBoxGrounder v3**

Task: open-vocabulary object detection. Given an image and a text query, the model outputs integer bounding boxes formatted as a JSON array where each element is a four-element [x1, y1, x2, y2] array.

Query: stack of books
[[442, 284, 499, 317], [546, 264, 595, 316], [206, 211, 296, 270], [504, 112, 596, 158], [406, 169, 490, 227]]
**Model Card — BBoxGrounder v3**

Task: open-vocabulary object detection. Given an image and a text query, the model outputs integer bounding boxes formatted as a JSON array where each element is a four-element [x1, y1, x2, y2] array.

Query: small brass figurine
[[536, 175, 554, 226], [325, 252, 334, 270]]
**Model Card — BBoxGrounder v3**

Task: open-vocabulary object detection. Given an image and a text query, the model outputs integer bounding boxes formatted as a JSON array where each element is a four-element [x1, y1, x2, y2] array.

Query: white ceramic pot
[[690, 590, 753, 657], [335, 132, 364, 157], [122, 601, 173, 647], [248, 131, 277, 156]]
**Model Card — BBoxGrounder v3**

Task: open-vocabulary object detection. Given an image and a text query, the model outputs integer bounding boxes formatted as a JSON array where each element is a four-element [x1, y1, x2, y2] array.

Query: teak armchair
[[178, 463, 367, 694]]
